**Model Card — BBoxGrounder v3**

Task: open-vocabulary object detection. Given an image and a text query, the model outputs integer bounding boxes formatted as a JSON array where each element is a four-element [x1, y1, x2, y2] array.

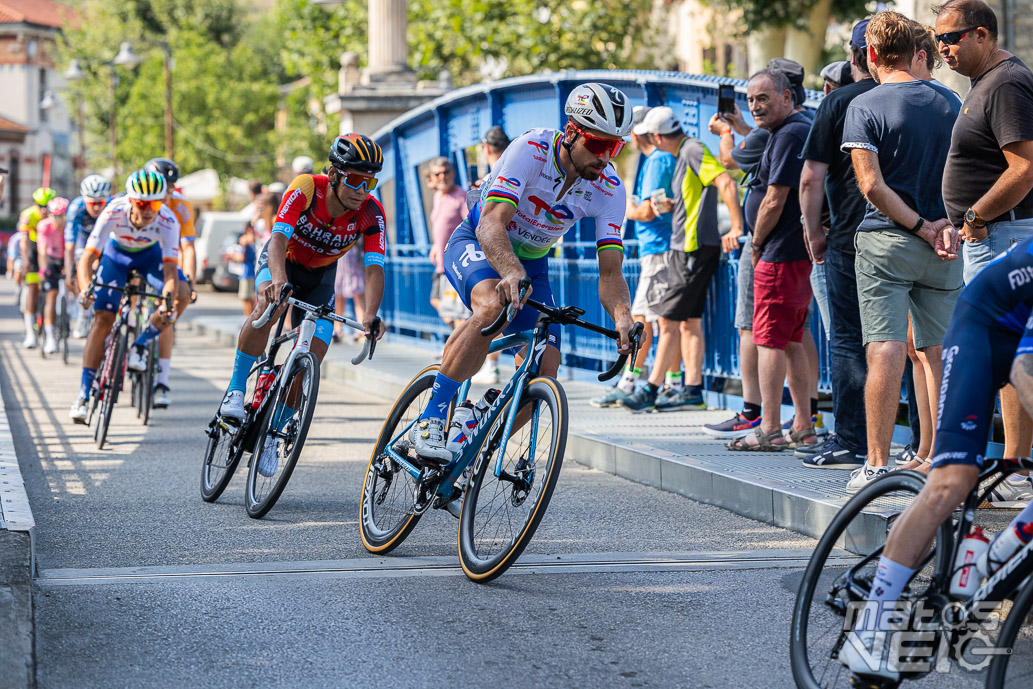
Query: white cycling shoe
[[126, 345, 148, 373], [219, 390, 246, 422], [407, 417, 453, 465], [22, 333, 37, 349], [839, 630, 901, 682], [69, 396, 88, 424], [257, 436, 280, 477], [152, 384, 171, 409], [43, 337, 58, 355]]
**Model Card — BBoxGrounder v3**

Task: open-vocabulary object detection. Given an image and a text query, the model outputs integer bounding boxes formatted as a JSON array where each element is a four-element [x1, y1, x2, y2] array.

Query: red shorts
[[752, 259, 812, 350]]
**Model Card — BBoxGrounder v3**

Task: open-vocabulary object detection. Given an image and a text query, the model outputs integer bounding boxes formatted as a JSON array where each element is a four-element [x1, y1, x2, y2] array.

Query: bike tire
[[200, 417, 244, 502], [358, 365, 439, 554], [59, 293, 69, 364], [244, 352, 319, 519], [985, 562, 1033, 688], [458, 376, 567, 583], [95, 325, 128, 450], [141, 341, 156, 426], [789, 470, 952, 689]]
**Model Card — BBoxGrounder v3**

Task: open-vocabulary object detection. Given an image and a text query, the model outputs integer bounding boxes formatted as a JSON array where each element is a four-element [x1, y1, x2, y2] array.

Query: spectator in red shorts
[[727, 69, 815, 452]]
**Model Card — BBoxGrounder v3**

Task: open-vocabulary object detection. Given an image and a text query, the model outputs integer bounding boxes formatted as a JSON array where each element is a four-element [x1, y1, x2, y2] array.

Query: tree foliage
[[59, 0, 282, 182], [705, 0, 871, 32]]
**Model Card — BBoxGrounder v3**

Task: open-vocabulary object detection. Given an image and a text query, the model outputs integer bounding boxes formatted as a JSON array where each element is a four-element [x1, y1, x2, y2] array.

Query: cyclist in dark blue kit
[[841, 235, 1033, 680]]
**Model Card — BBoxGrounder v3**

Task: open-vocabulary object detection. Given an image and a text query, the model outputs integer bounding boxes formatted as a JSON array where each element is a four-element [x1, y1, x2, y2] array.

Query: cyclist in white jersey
[[70, 169, 181, 423], [409, 82, 638, 463]]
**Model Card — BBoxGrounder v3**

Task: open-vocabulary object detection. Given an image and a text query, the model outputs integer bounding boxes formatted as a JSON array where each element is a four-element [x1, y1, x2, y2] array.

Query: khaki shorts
[[854, 228, 963, 349], [238, 278, 255, 300], [631, 252, 670, 323]]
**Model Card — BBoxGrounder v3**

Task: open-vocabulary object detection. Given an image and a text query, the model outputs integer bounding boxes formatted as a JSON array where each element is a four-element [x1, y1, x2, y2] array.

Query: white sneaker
[[988, 475, 1033, 508], [126, 345, 147, 373], [257, 435, 280, 477], [43, 337, 57, 355], [846, 462, 890, 495], [69, 396, 88, 424], [152, 384, 171, 409], [22, 333, 37, 349], [219, 390, 246, 421], [471, 362, 500, 385], [72, 321, 88, 339], [407, 417, 453, 464], [839, 630, 901, 681]]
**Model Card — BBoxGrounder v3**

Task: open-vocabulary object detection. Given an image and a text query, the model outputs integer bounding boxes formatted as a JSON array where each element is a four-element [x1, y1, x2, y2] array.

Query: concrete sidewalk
[[184, 313, 876, 543]]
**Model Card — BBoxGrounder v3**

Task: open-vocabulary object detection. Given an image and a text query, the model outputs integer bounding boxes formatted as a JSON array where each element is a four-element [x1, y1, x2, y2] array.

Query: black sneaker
[[619, 386, 658, 413], [794, 433, 835, 459], [894, 445, 917, 465], [801, 437, 866, 469]]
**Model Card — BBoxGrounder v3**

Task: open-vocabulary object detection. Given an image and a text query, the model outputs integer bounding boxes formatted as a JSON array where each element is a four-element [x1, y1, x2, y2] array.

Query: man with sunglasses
[[936, 0, 1033, 484], [406, 82, 637, 464], [217, 134, 387, 446], [65, 174, 112, 338], [70, 169, 181, 423]]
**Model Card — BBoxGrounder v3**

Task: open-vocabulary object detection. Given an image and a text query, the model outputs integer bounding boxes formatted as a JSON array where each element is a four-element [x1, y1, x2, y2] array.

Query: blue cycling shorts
[[442, 220, 559, 347], [93, 242, 165, 314], [931, 299, 1020, 470]]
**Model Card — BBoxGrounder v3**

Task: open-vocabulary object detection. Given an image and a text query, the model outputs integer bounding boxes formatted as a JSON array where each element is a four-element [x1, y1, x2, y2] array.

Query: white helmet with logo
[[564, 83, 634, 138]]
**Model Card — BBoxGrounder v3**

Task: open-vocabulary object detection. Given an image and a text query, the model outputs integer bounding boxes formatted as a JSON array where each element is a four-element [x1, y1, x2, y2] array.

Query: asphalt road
[[0, 283, 989, 688]]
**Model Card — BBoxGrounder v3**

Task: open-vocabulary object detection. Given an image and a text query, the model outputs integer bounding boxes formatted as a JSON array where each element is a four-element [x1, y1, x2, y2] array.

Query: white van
[[195, 212, 248, 290]]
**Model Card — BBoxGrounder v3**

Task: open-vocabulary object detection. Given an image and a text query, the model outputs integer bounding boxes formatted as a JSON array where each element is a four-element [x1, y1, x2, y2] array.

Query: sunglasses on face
[[429, 169, 452, 178], [569, 122, 625, 158], [337, 170, 378, 192], [935, 26, 978, 46], [131, 199, 163, 211], [85, 199, 106, 208]]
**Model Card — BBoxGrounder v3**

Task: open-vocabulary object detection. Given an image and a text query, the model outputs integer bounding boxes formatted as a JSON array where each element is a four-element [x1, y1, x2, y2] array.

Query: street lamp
[[114, 40, 174, 161]]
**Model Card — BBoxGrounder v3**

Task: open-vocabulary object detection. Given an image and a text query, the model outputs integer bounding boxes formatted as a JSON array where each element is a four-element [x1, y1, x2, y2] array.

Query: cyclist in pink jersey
[[36, 197, 69, 354]]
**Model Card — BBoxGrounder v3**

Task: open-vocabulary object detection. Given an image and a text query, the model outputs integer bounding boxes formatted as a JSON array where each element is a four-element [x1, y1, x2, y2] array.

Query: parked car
[[195, 212, 248, 291]]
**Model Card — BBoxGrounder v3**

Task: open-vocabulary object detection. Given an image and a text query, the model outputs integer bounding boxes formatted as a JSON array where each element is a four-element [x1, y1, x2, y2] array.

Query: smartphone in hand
[[718, 85, 736, 116]]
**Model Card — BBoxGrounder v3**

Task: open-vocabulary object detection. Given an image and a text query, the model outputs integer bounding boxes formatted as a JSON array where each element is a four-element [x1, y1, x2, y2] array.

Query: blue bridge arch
[[367, 69, 831, 391]]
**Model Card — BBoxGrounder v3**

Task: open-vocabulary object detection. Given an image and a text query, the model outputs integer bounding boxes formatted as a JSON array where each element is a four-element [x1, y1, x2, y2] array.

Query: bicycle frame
[[382, 322, 551, 502]]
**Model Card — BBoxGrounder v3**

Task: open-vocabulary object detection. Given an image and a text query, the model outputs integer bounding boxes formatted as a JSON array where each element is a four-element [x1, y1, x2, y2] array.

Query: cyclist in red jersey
[[218, 134, 388, 420]]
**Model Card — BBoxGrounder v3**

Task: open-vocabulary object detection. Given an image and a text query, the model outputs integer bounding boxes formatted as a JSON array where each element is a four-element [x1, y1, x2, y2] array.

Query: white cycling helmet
[[80, 174, 111, 199], [564, 83, 634, 138]]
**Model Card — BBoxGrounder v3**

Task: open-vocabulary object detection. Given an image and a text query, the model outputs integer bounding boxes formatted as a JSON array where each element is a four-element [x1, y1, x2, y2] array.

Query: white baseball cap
[[630, 106, 653, 137], [640, 106, 682, 136]]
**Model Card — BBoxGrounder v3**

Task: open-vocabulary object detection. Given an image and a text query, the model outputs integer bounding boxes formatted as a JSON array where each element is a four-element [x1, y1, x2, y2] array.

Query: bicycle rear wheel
[[359, 365, 440, 554], [141, 341, 156, 425], [790, 471, 952, 689], [244, 351, 319, 519], [95, 324, 128, 450], [201, 416, 244, 502], [458, 376, 567, 583]]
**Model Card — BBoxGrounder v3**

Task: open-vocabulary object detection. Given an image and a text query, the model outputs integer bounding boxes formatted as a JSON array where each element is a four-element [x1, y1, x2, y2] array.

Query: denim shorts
[[962, 217, 1033, 284]]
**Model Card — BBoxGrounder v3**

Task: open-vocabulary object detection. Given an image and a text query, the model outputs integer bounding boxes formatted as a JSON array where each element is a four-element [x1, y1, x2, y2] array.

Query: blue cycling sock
[[134, 324, 161, 348], [273, 402, 297, 433], [80, 368, 96, 398], [228, 350, 259, 394], [419, 372, 461, 422]]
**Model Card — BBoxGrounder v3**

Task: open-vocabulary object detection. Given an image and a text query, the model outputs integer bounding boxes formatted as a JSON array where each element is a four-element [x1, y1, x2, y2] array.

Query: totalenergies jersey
[[477, 127, 626, 260], [165, 190, 195, 241], [84, 196, 180, 264], [272, 174, 387, 270]]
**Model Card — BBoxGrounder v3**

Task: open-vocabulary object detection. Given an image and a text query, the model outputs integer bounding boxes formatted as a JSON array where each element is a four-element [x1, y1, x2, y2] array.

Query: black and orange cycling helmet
[[328, 133, 383, 175]]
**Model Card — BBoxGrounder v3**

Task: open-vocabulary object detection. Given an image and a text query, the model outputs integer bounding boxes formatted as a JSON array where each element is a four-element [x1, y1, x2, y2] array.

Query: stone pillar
[[365, 0, 414, 82]]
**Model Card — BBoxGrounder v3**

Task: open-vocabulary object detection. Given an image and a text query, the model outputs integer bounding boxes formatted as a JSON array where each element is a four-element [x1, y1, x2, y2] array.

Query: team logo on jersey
[[527, 140, 549, 155], [497, 176, 521, 189], [606, 223, 621, 236], [599, 173, 620, 190], [961, 415, 978, 431], [528, 195, 574, 224]]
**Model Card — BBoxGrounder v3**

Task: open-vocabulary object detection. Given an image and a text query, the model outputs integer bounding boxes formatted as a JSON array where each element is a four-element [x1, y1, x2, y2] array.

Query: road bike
[[359, 281, 642, 583], [201, 285, 380, 519], [790, 460, 1033, 688], [82, 273, 171, 450], [33, 266, 70, 362], [129, 291, 161, 425]]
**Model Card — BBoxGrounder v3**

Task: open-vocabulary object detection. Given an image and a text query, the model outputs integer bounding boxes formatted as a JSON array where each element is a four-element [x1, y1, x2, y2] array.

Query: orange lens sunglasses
[[131, 199, 163, 211]]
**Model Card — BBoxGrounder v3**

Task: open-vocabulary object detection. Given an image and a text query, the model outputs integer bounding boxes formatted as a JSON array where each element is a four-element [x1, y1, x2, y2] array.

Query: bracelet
[[750, 242, 764, 252], [909, 216, 925, 234], [720, 130, 733, 138]]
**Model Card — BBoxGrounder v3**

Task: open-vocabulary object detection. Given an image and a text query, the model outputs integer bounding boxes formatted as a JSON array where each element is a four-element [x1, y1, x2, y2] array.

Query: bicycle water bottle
[[471, 388, 501, 425], [251, 369, 276, 411], [978, 522, 1033, 577], [949, 526, 990, 598], [447, 402, 477, 455]]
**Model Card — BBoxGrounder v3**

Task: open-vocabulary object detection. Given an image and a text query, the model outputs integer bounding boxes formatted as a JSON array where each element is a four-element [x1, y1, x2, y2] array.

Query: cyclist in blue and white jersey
[[65, 174, 112, 338], [408, 82, 638, 463], [841, 234, 1033, 681], [69, 169, 181, 423]]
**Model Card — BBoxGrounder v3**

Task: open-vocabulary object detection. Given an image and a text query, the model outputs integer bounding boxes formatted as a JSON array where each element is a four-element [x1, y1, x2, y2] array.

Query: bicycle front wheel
[[986, 567, 1033, 687], [359, 365, 439, 554], [141, 341, 156, 425], [458, 376, 567, 583], [95, 324, 128, 450], [790, 470, 950, 689], [244, 352, 319, 519], [59, 293, 69, 364]]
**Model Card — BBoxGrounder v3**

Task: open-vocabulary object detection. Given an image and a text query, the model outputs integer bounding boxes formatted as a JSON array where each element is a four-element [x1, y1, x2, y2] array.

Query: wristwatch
[[965, 208, 987, 227]]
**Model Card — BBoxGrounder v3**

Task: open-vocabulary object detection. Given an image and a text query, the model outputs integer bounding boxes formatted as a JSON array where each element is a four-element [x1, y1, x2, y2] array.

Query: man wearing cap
[[620, 105, 744, 413], [797, 18, 879, 470], [821, 61, 854, 94], [593, 106, 680, 409]]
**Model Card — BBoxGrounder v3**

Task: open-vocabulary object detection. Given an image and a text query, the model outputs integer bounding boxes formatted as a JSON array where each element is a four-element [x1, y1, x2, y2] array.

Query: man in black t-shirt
[[798, 20, 878, 471], [936, 0, 1033, 477], [725, 68, 814, 452]]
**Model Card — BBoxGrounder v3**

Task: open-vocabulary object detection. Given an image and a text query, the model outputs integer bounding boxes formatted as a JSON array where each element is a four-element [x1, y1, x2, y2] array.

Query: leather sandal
[[726, 427, 786, 452], [784, 426, 817, 450]]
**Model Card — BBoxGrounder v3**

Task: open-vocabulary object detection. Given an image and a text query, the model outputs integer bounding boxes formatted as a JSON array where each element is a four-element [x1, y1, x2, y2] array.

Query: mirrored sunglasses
[[935, 26, 978, 46], [340, 171, 378, 192], [570, 122, 625, 158], [131, 199, 163, 211]]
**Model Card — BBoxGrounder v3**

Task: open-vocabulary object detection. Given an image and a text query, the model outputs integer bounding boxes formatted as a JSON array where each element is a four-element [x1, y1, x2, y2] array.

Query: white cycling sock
[[854, 556, 916, 632], [44, 324, 55, 339], [24, 313, 34, 335], [156, 358, 171, 387], [617, 367, 639, 394]]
